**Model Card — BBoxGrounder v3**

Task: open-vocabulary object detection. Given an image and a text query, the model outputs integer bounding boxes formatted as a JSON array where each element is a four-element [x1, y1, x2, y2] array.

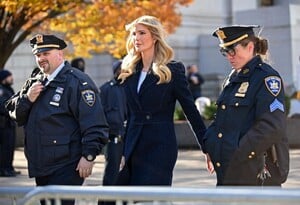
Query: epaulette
[[68, 68, 91, 87]]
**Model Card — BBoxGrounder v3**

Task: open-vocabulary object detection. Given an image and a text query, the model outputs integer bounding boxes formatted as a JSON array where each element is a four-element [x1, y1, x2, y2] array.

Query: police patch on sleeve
[[81, 90, 95, 107], [264, 76, 281, 96]]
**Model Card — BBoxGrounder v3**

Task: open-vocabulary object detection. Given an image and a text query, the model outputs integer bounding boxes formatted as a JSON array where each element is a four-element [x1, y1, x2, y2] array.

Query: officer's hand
[[119, 156, 125, 171], [27, 82, 44, 102], [205, 153, 215, 174], [76, 157, 94, 178]]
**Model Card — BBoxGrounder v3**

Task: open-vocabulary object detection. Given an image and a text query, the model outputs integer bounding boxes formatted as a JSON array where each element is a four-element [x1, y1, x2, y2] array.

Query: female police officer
[[204, 25, 289, 186]]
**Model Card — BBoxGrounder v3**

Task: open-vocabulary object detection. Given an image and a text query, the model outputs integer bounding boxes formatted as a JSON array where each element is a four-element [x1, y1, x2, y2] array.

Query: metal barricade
[[17, 185, 300, 205], [0, 187, 34, 205]]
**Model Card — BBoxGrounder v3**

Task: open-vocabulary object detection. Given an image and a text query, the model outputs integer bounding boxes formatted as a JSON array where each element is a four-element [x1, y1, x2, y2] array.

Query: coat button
[[218, 133, 223, 138], [248, 155, 253, 159], [216, 162, 221, 167], [235, 103, 239, 107], [146, 115, 151, 120], [221, 105, 226, 110], [53, 140, 57, 144], [251, 151, 255, 156]]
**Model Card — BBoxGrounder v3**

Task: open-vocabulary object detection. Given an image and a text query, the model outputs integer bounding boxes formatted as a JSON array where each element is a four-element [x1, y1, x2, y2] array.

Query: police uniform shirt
[[44, 61, 65, 85]]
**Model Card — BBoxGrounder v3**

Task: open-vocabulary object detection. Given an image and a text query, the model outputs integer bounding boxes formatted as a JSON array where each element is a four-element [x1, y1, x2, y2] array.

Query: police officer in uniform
[[6, 34, 108, 204], [100, 60, 127, 186], [0, 70, 19, 177], [204, 25, 289, 186]]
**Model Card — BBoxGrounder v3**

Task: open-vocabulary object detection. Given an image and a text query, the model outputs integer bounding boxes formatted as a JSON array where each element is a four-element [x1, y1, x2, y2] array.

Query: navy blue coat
[[6, 62, 108, 177], [203, 56, 288, 185], [120, 61, 206, 185], [0, 84, 15, 128]]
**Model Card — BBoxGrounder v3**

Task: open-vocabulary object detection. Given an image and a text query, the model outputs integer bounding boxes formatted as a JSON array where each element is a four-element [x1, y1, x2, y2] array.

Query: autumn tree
[[0, 0, 193, 70]]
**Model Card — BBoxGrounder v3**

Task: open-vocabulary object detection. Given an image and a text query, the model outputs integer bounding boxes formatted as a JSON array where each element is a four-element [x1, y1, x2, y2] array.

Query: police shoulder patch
[[264, 76, 281, 96], [81, 89, 96, 107]]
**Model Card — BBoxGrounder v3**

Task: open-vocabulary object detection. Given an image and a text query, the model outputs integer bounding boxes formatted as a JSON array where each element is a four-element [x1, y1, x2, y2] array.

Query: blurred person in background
[[71, 57, 85, 72], [187, 64, 205, 100], [0, 70, 20, 177], [100, 60, 127, 186]]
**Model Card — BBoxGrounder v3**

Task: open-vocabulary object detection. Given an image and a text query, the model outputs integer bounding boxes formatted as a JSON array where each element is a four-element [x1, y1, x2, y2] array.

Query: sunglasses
[[219, 43, 239, 57]]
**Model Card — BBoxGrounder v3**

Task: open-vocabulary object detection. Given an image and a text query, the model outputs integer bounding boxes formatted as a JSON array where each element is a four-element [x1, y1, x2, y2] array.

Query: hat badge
[[36, 34, 43, 44], [216, 30, 226, 40]]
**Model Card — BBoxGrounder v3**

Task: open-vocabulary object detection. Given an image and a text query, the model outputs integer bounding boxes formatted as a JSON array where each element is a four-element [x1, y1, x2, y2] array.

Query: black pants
[[0, 126, 16, 172], [99, 136, 123, 205], [35, 162, 84, 205], [102, 136, 123, 186]]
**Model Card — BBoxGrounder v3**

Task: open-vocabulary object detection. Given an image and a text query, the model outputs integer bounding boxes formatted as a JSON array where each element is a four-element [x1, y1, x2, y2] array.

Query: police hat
[[112, 60, 122, 74], [212, 25, 260, 48], [30, 34, 67, 54]]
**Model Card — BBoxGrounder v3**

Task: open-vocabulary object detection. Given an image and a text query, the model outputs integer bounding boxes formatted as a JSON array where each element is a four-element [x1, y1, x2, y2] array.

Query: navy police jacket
[[204, 56, 288, 185], [100, 79, 127, 138], [0, 84, 15, 128], [5, 62, 108, 177]]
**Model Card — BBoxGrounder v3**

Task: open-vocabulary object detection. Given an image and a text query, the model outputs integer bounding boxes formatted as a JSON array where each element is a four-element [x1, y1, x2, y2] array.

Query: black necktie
[[229, 71, 237, 82], [41, 77, 48, 86]]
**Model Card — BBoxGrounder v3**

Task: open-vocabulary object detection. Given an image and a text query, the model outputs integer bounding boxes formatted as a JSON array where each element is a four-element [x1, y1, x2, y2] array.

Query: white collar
[[46, 62, 65, 84]]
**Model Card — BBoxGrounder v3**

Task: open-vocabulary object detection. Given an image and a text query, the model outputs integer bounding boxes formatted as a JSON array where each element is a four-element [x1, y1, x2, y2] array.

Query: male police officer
[[6, 34, 108, 204], [0, 70, 19, 177], [100, 60, 127, 186]]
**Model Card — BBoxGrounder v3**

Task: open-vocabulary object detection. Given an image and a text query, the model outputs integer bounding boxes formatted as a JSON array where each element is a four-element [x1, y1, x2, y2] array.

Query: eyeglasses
[[219, 43, 239, 57]]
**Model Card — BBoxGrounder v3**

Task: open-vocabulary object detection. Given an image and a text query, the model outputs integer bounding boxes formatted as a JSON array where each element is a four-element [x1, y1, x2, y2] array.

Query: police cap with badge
[[212, 25, 259, 56], [30, 34, 67, 54], [213, 25, 285, 113]]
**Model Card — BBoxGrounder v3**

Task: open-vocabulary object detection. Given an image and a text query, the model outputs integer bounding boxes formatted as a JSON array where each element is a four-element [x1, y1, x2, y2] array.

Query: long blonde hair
[[119, 15, 174, 84]]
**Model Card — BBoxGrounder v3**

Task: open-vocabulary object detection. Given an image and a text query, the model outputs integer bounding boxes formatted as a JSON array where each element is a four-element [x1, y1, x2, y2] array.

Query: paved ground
[[0, 148, 299, 204]]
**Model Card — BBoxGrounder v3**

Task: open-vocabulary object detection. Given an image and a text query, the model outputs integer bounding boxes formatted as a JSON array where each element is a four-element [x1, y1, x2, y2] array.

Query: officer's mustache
[[38, 60, 49, 67]]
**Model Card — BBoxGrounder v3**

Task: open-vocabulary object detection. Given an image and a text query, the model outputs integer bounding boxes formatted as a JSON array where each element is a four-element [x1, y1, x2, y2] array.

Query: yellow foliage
[[1, 0, 194, 59]]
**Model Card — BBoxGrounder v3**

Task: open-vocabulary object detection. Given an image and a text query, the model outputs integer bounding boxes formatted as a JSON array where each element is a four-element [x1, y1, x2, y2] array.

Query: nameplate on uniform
[[235, 93, 245, 97], [265, 76, 281, 96], [50, 101, 60, 107]]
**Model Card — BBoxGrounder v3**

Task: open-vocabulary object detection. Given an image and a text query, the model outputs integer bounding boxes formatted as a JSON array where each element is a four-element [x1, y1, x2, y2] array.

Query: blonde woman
[[117, 15, 207, 186]]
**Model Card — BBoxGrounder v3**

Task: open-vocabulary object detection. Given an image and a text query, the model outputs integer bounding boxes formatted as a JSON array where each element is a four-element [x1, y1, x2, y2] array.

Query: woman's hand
[[120, 156, 125, 171], [205, 153, 214, 174]]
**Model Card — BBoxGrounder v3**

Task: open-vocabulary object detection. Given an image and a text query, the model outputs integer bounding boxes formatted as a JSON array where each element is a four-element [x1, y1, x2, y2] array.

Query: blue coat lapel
[[127, 71, 143, 110], [138, 73, 158, 96]]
